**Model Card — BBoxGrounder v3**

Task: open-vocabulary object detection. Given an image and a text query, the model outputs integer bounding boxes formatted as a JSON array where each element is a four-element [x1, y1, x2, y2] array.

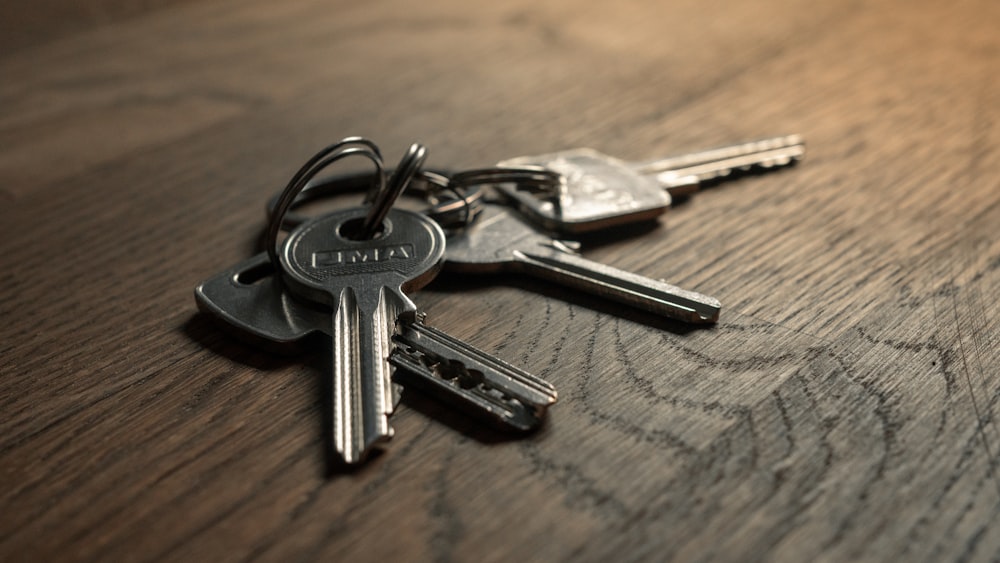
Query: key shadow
[[187, 311, 537, 478], [398, 388, 548, 445], [185, 312, 363, 477], [425, 271, 715, 336], [186, 313, 347, 477], [556, 218, 663, 249], [182, 312, 308, 369]]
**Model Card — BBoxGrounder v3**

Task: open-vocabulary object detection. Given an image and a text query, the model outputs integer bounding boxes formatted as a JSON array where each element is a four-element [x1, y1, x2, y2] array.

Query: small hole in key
[[235, 261, 275, 285], [337, 217, 385, 240], [338, 217, 386, 241]]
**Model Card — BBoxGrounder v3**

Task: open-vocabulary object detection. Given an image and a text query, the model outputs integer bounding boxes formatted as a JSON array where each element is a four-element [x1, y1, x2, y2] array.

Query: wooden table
[[3, 0, 998, 560]]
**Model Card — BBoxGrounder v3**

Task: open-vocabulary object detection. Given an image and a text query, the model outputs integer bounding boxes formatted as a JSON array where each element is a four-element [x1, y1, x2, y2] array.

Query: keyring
[[265, 137, 385, 272], [265, 158, 565, 241], [450, 166, 563, 197], [265, 168, 486, 232]]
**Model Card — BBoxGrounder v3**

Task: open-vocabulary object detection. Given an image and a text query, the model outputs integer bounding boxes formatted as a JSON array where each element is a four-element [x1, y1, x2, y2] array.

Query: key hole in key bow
[[338, 217, 386, 241], [235, 260, 275, 285]]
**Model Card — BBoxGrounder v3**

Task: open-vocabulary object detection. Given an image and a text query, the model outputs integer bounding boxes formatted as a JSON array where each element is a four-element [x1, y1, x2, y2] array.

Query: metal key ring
[[360, 142, 427, 239], [441, 166, 564, 227], [450, 166, 564, 196], [265, 165, 565, 237], [265, 168, 485, 231], [450, 165, 563, 184], [266, 137, 386, 271]]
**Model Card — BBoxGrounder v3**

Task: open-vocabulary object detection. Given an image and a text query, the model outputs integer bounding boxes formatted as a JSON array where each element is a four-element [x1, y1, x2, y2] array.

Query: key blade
[[632, 134, 804, 175], [330, 287, 402, 464], [390, 320, 557, 431], [514, 248, 721, 324], [655, 143, 805, 196], [631, 135, 804, 197], [444, 203, 721, 324]]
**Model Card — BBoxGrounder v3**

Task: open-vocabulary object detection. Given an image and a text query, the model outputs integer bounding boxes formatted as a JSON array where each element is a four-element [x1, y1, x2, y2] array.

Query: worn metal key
[[277, 205, 445, 463], [496, 135, 804, 234], [444, 202, 720, 323]]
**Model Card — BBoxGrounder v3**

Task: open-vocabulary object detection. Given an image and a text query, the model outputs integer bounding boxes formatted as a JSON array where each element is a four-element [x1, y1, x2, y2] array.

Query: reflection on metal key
[[445, 202, 721, 324], [499, 149, 671, 234], [497, 135, 804, 234], [280, 207, 445, 464]]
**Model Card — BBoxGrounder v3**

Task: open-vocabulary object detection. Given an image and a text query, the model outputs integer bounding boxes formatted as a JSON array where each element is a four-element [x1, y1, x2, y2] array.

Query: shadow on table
[[182, 312, 540, 478]]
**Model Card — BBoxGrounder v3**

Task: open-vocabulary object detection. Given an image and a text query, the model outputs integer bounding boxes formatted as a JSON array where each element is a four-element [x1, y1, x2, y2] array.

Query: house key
[[495, 135, 804, 234]]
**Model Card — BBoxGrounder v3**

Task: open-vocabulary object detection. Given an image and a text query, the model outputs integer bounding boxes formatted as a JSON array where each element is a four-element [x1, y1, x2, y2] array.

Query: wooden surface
[[2, 0, 999, 561]]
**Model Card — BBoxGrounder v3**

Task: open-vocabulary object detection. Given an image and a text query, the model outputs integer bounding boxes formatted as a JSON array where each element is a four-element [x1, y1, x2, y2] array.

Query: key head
[[496, 148, 671, 234], [280, 207, 446, 307], [444, 203, 559, 271], [195, 253, 329, 351]]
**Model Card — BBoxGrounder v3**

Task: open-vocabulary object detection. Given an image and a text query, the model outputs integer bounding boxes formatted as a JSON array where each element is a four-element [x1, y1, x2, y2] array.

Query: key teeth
[[390, 320, 557, 432]]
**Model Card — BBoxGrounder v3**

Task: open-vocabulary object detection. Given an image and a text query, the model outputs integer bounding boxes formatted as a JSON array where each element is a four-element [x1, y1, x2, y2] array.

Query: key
[[276, 205, 446, 464], [198, 137, 558, 462], [269, 166, 561, 233], [391, 315, 557, 431], [494, 135, 804, 234], [195, 254, 558, 434], [260, 140, 432, 464], [443, 201, 721, 324]]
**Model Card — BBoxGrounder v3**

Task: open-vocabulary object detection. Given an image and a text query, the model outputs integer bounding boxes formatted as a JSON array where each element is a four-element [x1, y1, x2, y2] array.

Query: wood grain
[[1, 0, 999, 561]]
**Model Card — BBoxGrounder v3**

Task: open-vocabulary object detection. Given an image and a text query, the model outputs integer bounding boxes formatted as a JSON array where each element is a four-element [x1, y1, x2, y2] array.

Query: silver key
[[277, 206, 445, 463], [391, 315, 557, 431], [194, 254, 558, 434], [496, 135, 804, 234], [444, 202, 721, 324]]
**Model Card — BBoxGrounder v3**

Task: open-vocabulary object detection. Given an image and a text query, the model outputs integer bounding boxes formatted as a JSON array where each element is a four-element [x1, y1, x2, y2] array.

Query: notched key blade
[[390, 321, 558, 432], [654, 144, 806, 195]]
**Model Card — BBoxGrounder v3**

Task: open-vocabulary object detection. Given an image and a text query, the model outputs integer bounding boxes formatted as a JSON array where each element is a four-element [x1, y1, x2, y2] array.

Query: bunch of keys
[[196, 138, 558, 465], [195, 134, 804, 466]]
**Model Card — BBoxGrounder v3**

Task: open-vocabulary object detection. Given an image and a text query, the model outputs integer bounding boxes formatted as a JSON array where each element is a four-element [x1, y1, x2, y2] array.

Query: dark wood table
[[3, 0, 999, 560]]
